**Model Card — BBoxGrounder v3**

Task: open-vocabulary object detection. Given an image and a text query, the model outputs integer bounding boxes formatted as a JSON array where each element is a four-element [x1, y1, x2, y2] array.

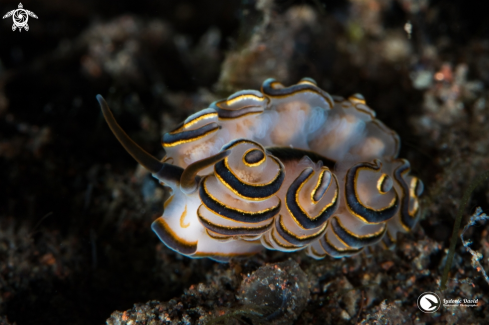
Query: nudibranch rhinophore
[[97, 78, 423, 262]]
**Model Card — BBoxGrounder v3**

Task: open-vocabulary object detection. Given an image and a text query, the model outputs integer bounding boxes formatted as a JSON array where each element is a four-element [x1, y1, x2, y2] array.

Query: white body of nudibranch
[[98, 78, 423, 262]]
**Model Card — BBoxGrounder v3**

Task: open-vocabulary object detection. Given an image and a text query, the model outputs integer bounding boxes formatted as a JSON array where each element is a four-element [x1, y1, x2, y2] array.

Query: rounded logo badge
[[417, 292, 441, 313]]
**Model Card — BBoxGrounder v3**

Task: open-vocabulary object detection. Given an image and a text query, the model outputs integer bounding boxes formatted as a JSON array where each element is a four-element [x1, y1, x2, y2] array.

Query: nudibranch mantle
[[98, 78, 423, 262]]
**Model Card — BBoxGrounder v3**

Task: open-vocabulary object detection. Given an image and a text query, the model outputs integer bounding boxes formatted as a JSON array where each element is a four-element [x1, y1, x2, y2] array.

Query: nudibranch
[[97, 78, 423, 262]]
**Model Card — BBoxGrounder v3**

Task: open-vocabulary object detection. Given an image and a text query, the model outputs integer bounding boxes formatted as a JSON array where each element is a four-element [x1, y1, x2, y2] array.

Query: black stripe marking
[[319, 234, 363, 258], [214, 157, 284, 200], [205, 229, 232, 242], [377, 174, 392, 194], [345, 161, 399, 224], [270, 228, 300, 249], [244, 149, 265, 166], [151, 218, 197, 255], [261, 78, 333, 108], [261, 234, 274, 249], [162, 122, 220, 147], [213, 105, 264, 119], [286, 168, 338, 229], [199, 176, 280, 223], [275, 214, 327, 246], [210, 93, 267, 119], [312, 169, 331, 202], [330, 216, 386, 248], [222, 138, 265, 151], [309, 246, 327, 259], [393, 160, 418, 231], [197, 206, 273, 236], [170, 110, 218, 134], [413, 178, 424, 197]]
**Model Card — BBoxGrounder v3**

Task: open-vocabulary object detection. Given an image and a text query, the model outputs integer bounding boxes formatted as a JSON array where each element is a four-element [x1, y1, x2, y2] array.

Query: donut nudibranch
[[97, 78, 423, 262]]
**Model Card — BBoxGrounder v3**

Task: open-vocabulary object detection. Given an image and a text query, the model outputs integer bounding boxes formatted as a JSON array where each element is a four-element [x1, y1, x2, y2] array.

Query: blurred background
[[1, 0, 489, 324]]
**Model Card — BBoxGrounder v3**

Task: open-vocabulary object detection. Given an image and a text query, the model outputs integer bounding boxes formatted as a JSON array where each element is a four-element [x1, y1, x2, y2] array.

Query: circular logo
[[417, 292, 441, 313], [14, 10, 28, 26]]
